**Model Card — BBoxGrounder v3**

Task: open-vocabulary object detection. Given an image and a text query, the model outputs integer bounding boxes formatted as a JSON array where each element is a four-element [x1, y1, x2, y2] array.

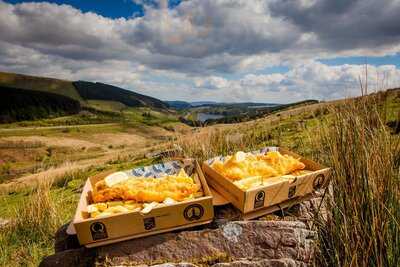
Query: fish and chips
[[210, 151, 308, 190], [87, 168, 200, 218], [86, 151, 308, 217]]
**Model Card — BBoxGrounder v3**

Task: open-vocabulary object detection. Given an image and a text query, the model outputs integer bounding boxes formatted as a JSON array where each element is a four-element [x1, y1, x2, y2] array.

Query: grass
[[0, 179, 77, 266], [312, 92, 400, 266], [173, 106, 325, 162], [0, 105, 178, 131], [87, 100, 127, 112], [0, 156, 161, 266], [0, 112, 121, 128], [0, 88, 399, 266], [122, 107, 178, 127]]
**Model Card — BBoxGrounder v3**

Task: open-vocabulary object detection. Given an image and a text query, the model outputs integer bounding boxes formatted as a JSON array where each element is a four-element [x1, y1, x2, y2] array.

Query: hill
[[0, 72, 169, 123], [0, 71, 82, 101], [73, 81, 168, 109], [165, 100, 192, 109], [0, 86, 81, 123]]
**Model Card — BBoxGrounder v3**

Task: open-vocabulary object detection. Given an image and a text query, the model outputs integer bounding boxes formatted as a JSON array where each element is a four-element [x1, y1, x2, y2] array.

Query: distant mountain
[[166, 101, 218, 109], [165, 101, 192, 109], [167, 100, 281, 109], [194, 102, 280, 108], [190, 101, 217, 106], [0, 71, 169, 122]]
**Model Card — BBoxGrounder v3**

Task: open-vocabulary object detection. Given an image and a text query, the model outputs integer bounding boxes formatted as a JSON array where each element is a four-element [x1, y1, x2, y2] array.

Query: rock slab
[[40, 220, 316, 267], [40, 193, 328, 267]]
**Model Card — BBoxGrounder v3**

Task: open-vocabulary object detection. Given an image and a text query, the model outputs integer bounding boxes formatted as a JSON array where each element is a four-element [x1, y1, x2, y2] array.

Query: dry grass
[[0, 140, 170, 194], [0, 140, 44, 149], [173, 125, 271, 163], [0, 161, 85, 194], [0, 180, 64, 266], [0, 136, 99, 149], [312, 93, 400, 266]]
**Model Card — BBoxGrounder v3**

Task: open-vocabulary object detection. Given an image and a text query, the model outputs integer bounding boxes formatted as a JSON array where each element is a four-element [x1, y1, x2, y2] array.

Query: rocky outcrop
[[40, 193, 328, 267], [93, 220, 315, 266]]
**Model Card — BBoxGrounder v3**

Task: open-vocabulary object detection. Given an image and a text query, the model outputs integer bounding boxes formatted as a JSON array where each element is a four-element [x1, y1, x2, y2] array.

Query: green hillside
[[0, 72, 170, 123], [0, 86, 81, 123], [0, 72, 82, 101], [0, 72, 169, 109], [73, 81, 168, 109]]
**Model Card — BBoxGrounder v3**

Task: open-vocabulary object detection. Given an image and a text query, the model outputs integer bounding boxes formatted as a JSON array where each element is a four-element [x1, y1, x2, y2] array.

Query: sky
[[1, 0, 400, 103]]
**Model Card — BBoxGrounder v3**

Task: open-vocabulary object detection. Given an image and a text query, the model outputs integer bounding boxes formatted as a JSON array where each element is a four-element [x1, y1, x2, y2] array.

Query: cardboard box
[[202, 147, 330, 219], [72, 159, 214, 247]]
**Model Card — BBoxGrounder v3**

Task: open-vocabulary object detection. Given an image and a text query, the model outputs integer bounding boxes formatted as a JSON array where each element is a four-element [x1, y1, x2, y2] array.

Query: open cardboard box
[[202, 147, 330, 219], [72, 159, 214, 247]]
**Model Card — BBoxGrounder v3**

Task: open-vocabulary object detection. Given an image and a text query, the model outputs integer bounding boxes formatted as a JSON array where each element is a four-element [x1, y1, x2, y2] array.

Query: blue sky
[[0, 0, 399, 103], [5, 0, 182, 18], [319, 54, 400, 68]]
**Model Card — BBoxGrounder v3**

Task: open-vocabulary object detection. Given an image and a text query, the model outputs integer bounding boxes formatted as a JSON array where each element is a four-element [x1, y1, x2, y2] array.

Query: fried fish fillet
[[92, 169, 199, 203], [211, 151, 305, 182]]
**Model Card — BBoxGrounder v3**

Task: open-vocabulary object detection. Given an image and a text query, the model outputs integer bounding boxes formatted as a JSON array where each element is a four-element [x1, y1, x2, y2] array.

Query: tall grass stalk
[[174, 125, 271, 162], [0, 179, 63, 266], [314, 93, 400, 266]]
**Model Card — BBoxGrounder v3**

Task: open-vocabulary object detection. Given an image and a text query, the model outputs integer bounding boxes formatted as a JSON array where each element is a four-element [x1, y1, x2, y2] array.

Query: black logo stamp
[[288, 186, 296, 198], [183, 204, 204, 221], [90, 222, 108, 240], [254, 190, 265, 209], [143, 217, 156, 230], [313, 174, 325, 190]]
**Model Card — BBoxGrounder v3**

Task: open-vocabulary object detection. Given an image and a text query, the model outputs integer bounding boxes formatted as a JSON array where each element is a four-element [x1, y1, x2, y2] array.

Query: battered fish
[[92, 169, 199, 203], [210, 151, 305, 182]]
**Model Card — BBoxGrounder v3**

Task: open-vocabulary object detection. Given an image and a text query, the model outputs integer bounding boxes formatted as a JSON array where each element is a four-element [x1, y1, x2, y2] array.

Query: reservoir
[[197, 113, 225, 122]]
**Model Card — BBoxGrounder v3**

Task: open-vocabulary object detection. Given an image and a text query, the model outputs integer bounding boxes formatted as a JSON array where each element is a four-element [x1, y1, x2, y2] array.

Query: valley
[[0, 71, 399, 266]]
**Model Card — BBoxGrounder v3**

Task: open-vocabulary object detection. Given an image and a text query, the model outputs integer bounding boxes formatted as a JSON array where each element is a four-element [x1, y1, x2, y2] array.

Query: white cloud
[[194, 76, 229, 89], [241, 73, 285, 87], [0, 0, 399, 103], [188, 62, 400, 102]]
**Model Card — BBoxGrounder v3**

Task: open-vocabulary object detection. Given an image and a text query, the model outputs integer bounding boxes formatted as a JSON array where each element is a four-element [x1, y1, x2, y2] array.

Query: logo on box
[[254, 190, 265, 209], [183, 204, 204, 221], [143, 217, 156, 230], [288, 186, 297, 198], [90, 222, 108, 240], [313, 174, 325, 190]]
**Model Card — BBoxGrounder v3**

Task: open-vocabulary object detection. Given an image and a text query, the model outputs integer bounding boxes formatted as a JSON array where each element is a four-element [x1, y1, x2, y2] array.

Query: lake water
[[197, 113, 225, 122]]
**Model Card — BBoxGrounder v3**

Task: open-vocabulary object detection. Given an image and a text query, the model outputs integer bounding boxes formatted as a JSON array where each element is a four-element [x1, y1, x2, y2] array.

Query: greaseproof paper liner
[[125, 159, 195, 178], [206, 146, 279, 165]]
